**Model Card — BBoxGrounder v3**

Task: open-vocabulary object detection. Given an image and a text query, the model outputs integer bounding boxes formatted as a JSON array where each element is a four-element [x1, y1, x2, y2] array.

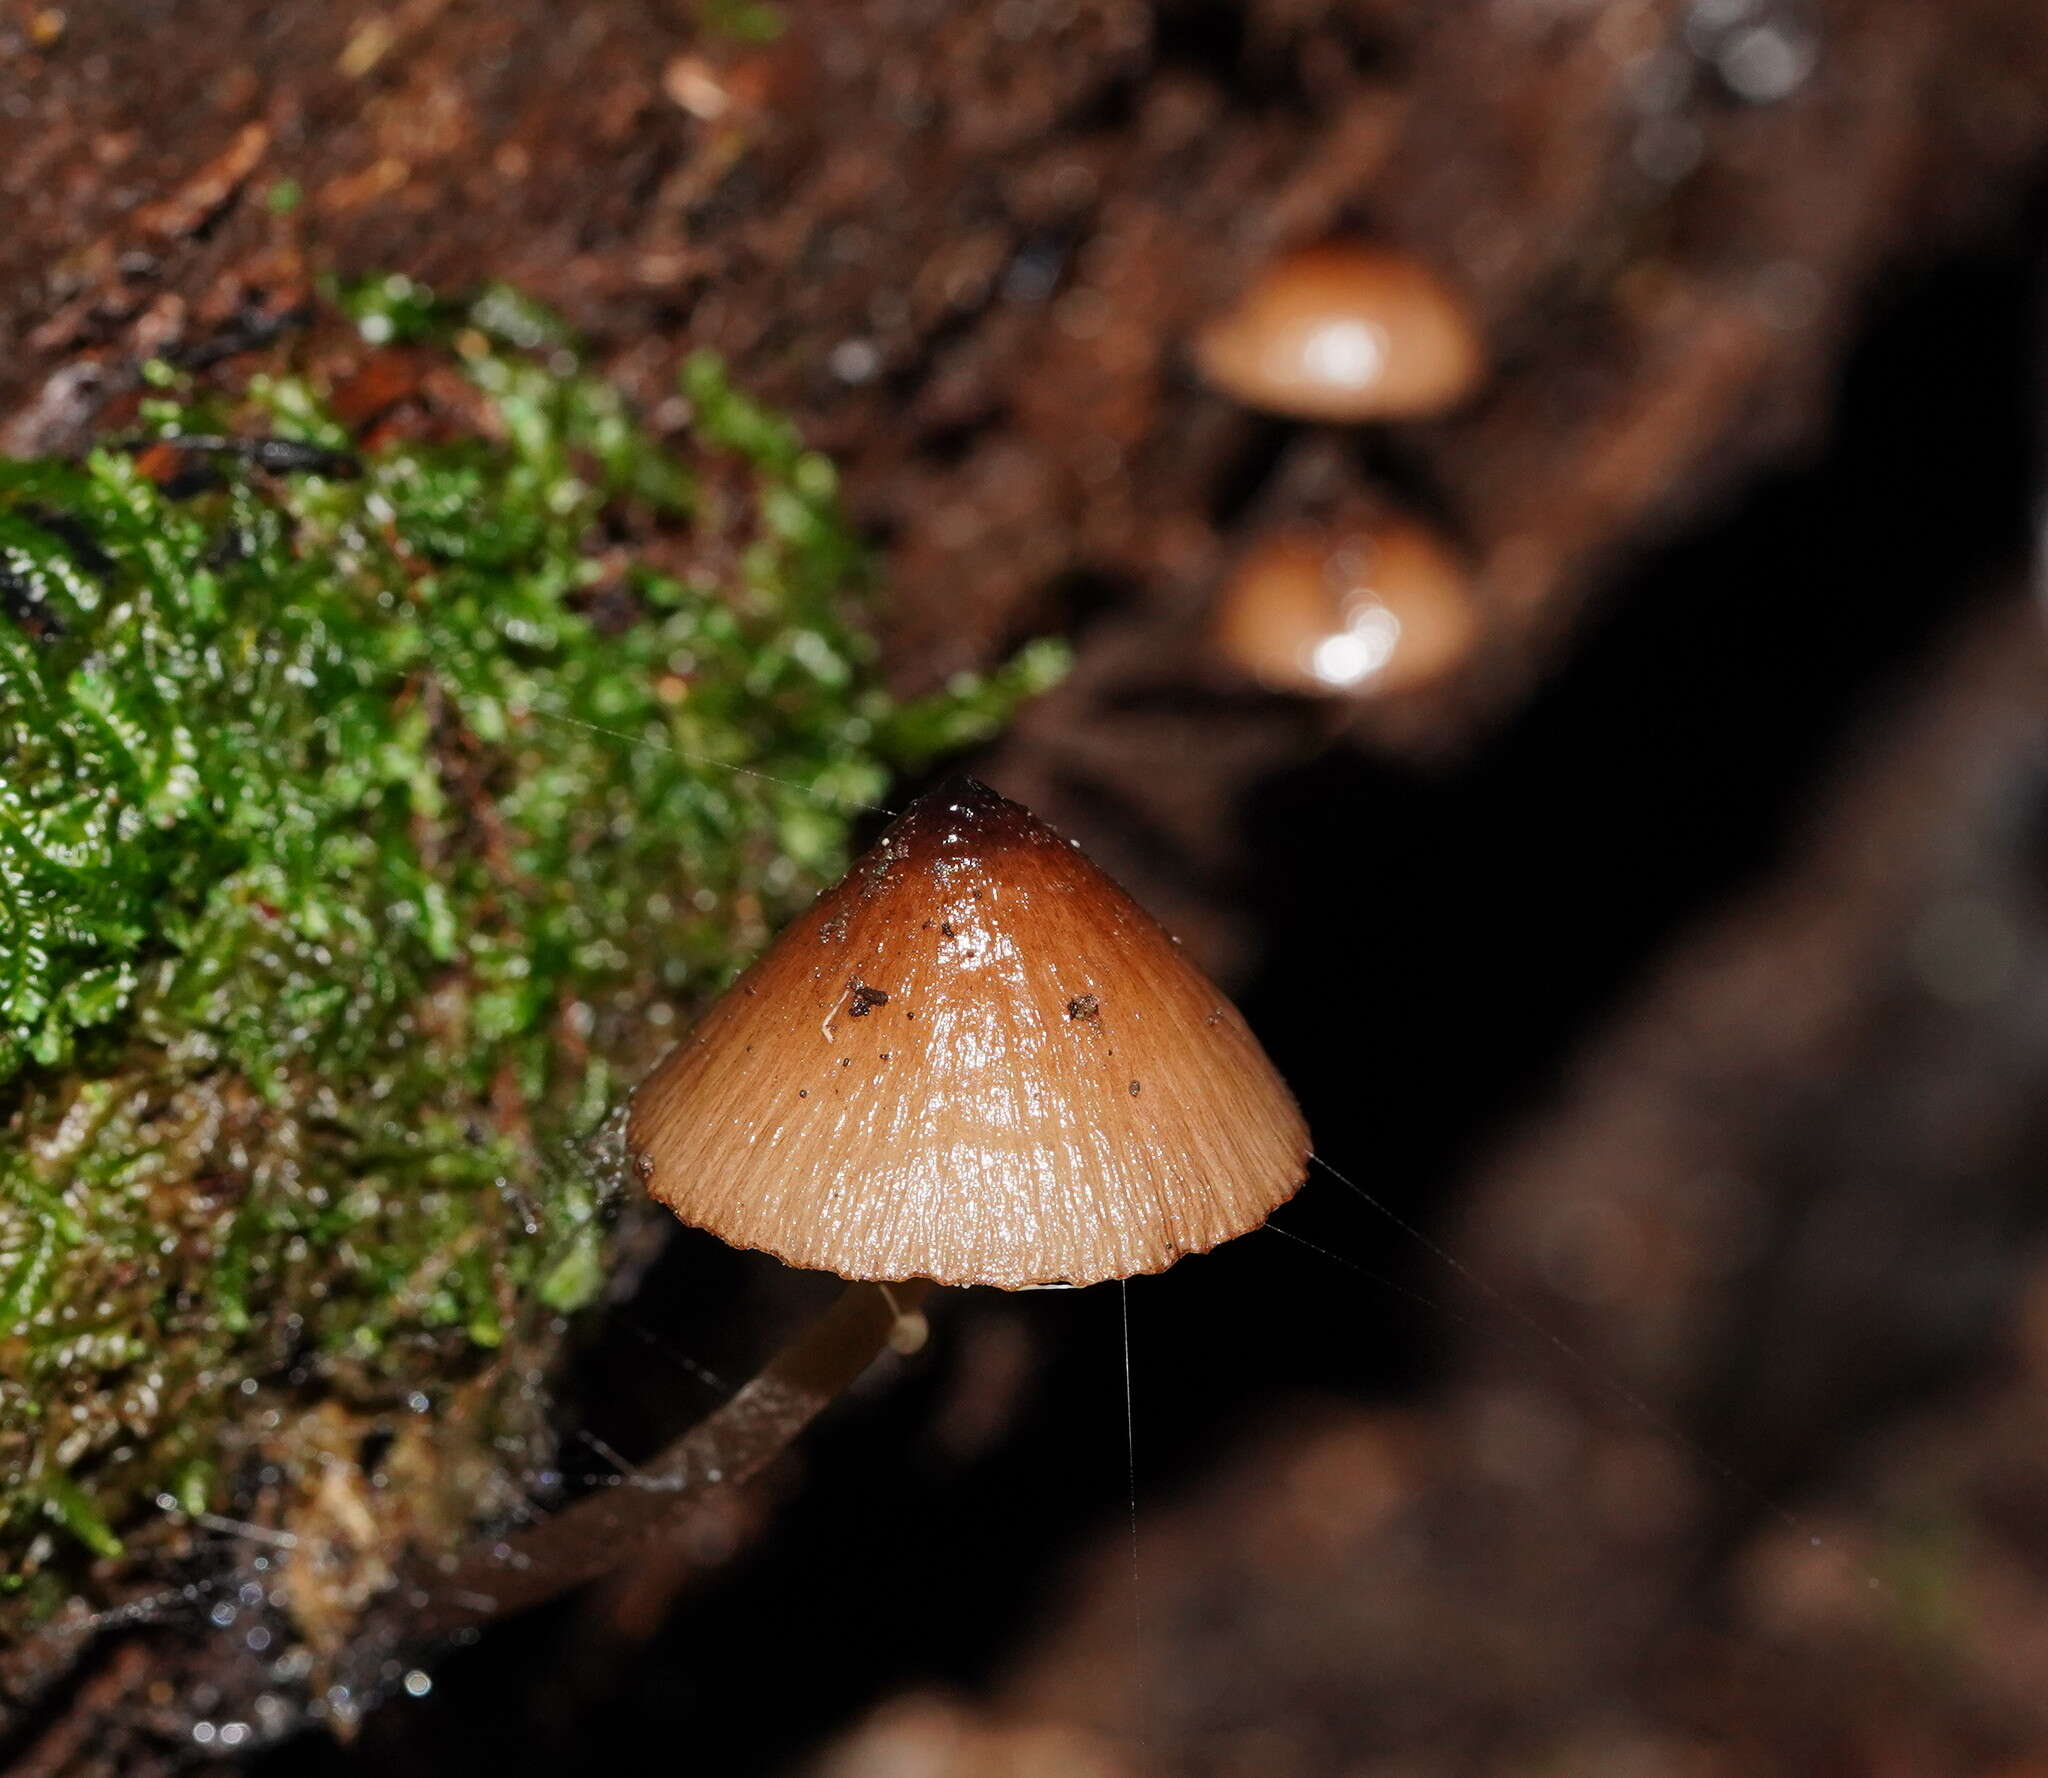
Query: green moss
[[0, 283, 1065, 1601]]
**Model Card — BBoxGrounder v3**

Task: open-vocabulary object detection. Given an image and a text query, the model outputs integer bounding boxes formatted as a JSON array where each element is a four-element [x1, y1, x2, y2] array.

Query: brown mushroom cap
[[627, 778, 1309, 1288], [1193, 243, 1485, 423], [1214, 517, 1478, 698]]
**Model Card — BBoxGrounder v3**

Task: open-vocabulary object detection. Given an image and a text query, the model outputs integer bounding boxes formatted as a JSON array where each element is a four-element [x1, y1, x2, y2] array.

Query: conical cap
[[628, 779, 1309, 1287]]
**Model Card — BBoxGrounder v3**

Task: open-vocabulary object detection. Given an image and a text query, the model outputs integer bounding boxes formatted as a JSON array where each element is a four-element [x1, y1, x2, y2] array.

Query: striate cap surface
[[627, 778, 1309, 1287]]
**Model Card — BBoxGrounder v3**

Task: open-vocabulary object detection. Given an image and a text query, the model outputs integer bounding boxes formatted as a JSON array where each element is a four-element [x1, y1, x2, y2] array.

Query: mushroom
[[1193, 242, 1485, 423], [387, 780, 1304, 1639], [628, 776, 1309, 1287], [1213, 515, 1477, 698]]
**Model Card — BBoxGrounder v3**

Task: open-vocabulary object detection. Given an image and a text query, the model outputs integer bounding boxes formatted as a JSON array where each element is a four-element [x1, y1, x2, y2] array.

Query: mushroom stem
[[404, 1279, 932, 1638]]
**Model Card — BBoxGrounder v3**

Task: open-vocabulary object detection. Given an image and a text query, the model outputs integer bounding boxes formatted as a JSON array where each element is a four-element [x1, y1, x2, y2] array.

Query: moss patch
[[0, 281, 1063, 1614]]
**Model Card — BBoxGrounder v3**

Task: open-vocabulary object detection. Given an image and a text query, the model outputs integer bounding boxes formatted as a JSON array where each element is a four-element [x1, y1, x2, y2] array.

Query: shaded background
[[4, 0, 2048, 1773]]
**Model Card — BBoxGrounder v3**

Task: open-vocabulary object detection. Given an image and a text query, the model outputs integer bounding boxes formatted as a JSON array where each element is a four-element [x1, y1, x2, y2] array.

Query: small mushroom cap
[[1194, 243, 1485, 423], [628, 779, 1309, 1288], [1214, 518, 1477, 698]]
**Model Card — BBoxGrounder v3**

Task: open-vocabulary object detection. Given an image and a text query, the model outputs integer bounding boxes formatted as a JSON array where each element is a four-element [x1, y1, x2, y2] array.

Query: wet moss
[[0, 282, 1065, 1613]]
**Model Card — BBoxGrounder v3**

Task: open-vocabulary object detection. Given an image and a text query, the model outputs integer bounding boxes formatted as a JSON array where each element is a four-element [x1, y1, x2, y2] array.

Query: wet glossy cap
[[1214, 518, 1477, 698], [1194, 243, 1485, 423], [627, 779, 1309, 1287]]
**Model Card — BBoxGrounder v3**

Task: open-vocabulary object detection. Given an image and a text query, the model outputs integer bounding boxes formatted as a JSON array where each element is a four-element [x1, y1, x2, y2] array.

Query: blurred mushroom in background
[[1212, 512, 1478, 700], [1193, 241, 1487, 424]]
